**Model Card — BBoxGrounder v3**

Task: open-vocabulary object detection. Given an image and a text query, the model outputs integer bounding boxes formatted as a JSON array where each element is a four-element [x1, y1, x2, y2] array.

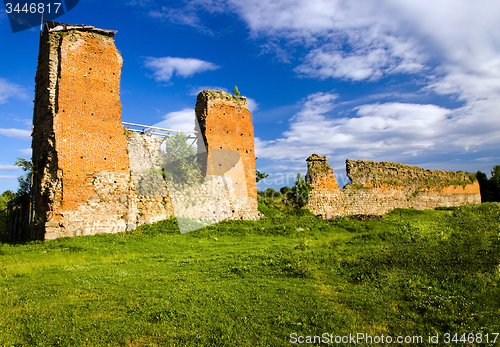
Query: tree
[[2, 190, 15, 202], [490, 165, 500, 201], [255, 157, 269, 183], [0, 190, 14, 232], [163, 132, 202, 185], [232, 86, 240, 97], [476, 166, 500, 202], [291, 173, 309, 208], [15, 158, 32, 197]]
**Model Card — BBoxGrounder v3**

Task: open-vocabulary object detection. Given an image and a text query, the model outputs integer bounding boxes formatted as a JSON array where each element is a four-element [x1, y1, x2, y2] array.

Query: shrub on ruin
[[291, 174, 309, 208], [163, 132, 202, 186]]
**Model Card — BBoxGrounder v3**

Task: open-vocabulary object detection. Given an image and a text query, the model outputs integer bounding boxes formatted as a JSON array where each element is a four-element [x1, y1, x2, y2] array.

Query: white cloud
[[0, 78, 26, 104], [0, 128, 31, 139], [155, 108, 196, 132], [135, 0, 500, 174], [256, 92, 500, 169], [127, 0, 153, 7], [18, 148, 32, 156], [246, 98, 259, 113], [145, 57, 219, 82], [0, 175, 17, 179], [0, 165, 20, 171]]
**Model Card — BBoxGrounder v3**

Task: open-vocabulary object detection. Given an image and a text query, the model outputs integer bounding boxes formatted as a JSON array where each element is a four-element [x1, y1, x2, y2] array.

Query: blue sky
[[1, 0, 500, 194]]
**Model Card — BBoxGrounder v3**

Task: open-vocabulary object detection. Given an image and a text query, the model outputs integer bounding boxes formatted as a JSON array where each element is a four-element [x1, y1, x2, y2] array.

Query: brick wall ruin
[[30, 21, 481, 239], [306, 154, 481, 218], [195, 90, 259, 219], [31, 22, 258, 240]]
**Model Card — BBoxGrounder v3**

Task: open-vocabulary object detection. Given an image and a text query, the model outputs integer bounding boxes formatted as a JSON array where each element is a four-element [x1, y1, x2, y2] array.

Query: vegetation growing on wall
[[346, 159, 477, 191], [196, 89, 247, 109], [163, 132, 203, 186]]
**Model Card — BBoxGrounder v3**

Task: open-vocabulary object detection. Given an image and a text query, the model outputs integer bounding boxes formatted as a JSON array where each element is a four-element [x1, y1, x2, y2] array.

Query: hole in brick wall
[[80, 156, 83, 159], [89, 68, 92, 70], [246, 150, 248, 153], [220, 146, 222, 149], [104, 158, 107, 160], [240, 133, 243, 136]]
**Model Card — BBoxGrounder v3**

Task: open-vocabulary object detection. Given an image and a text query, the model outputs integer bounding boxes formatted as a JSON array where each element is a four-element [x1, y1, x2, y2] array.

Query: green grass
[[0, 203, 499, 346]]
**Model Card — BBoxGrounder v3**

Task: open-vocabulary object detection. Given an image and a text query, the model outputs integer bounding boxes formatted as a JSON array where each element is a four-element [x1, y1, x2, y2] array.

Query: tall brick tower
[[31, 22, 131, 239], [195, 90, 259, 219]]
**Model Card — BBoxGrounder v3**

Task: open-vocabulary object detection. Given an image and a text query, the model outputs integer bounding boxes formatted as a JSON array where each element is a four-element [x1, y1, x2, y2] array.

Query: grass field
[[0, 203, 499, 346]]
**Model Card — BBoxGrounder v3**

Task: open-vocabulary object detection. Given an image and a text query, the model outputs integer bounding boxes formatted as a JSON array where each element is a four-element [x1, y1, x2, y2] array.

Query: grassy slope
[[0, 203, 499, 346]]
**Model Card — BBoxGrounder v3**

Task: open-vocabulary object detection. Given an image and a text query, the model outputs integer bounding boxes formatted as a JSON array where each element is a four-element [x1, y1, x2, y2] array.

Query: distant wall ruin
[[31, 22, 258, 240], [306, 154, 481, 218]]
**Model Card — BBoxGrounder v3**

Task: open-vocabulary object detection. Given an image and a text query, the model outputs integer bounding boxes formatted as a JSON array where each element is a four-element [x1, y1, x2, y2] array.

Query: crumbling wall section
[[306, 155, 481, 218], [31, 22, 176, 240], [346, 159, 479, 192], [32, 26, 260, 240], [195, 90, 259, 220]]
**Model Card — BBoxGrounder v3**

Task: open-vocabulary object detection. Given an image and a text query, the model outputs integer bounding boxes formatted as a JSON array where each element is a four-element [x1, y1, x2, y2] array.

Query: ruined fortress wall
[[31, 23, 259, 240], [306, 155, 481, 218], [32, 22, 135, 239], [195, 90, 259, 219]]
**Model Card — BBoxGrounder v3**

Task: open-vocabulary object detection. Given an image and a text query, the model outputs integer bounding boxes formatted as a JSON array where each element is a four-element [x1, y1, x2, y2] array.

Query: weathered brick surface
[[195, 90, 259, 219], [32, 22, 135, 239], [55, 28, 129, 212], [306, 155, 482, 218], [31, 24, 260, 240]]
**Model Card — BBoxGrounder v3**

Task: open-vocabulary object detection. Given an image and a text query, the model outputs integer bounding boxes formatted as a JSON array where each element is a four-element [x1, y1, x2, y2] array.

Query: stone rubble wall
[[306, 155, 481, 218], [33, 22, 261, 241], [44, 129, 259, 240]]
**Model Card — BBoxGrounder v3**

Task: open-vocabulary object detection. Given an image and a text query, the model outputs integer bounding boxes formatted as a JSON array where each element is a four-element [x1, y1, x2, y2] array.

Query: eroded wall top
[[346, 159, 478, 192]]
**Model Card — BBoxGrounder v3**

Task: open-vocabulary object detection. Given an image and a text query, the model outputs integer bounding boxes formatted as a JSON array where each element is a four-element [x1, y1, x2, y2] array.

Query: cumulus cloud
[[256, 92, 500, 170], [18, 148, 32, 156], [0, 128, 31, 139], [135, 0, 500, 176], [246, 98, 259, 113], [0, 78, 26, 104], [155, 109, 196, 132], [0, 164, 21, 171], [145, 57, 219, 83], [0, 175, 17, 179]]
